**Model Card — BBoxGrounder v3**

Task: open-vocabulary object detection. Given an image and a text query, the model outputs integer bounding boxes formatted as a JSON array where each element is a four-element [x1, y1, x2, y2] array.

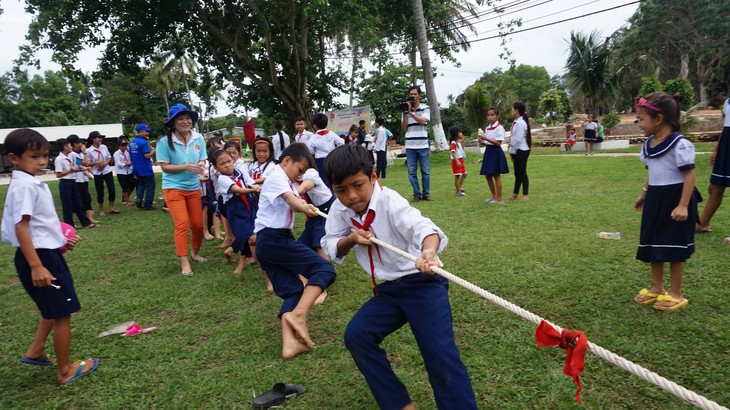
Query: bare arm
[[670, 168, 696, 221], [296, 180, 315, 195], [415, 233, 440, 275], [336, 229, 373, 258], [281, 191, 318, 217]]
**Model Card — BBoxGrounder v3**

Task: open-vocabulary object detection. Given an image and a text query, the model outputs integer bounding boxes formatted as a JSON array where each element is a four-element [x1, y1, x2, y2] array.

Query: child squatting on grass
[[321, 145, 478, 410], [1, 129, 99, 384], [253, 143, 336, 359], [633, 92, 697, 311]]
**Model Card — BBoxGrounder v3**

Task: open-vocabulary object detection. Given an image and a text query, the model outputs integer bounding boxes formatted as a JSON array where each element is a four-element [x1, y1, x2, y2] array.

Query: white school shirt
[[294, 130, 313, 145], [2, 170, 66, 249], [306, 130, 345, 159], [450, 141, 465, 160], [113, 149, 133, 175], [271, 131, 291, 161], [69, 151, 89, 182], [509, 117, 530, 154], [322, 182, 447, 281], [485, 122, 505, 145], [247, 160, 274, 181], [373, 126, 387, 152], [216, 170, 256, 204], [54, 152, 77, 180], [253, 165, 299, 233], [724, 98, 730, 127], [299, 168, 332, 207], [640, 133, 695, 186], [234, 158, 247, 175], [88, 144, 112, 175]]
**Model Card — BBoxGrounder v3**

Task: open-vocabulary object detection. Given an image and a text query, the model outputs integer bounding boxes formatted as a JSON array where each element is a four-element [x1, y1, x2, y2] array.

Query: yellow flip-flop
[[634, 288, 660, 305], [653, 294, 689, 311]]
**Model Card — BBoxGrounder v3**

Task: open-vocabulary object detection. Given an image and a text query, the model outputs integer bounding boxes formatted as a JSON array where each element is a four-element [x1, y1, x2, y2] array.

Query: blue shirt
[[156, 132, 207, 191], [130, 135, 153, 176]]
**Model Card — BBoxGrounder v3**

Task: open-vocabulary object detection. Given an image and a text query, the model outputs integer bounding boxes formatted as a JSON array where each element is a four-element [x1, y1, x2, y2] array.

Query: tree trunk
[[410, 0, 447, 151], [349, 46, 359, 108], [410, 44, 417, 86], [679, 53, 689, 79]]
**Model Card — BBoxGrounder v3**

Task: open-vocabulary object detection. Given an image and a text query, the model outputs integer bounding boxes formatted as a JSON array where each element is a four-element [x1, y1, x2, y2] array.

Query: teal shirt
[[156, 132, 207, 191]]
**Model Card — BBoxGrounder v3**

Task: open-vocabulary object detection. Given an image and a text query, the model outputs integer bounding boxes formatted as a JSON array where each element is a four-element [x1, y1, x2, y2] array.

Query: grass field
[[1, 146, 728, 409]]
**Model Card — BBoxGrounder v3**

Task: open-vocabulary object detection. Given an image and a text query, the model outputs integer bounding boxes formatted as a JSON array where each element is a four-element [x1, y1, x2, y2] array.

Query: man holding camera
[[401, 85, 432, 202]]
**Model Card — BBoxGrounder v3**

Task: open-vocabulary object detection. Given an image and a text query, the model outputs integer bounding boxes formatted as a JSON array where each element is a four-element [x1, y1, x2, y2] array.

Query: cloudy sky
[[0, 0, 639, 114]]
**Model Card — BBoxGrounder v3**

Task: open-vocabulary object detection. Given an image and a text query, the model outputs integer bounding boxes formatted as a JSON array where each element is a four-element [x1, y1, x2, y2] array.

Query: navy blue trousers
[[59, 179, 91, 227], [135, 175, 156, 209], [344, 274, 477, 410], [256, 228, 336, 317]]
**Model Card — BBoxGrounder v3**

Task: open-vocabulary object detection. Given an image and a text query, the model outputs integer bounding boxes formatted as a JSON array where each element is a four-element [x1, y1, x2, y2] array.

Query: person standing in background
[[271, 120, 290, 162], [401, 85, 431, 202], [130, 124, 157, 211], [113, 138, 135, 206]]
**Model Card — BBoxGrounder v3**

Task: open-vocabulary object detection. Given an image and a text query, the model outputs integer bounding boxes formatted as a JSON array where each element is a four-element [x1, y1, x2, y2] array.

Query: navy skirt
[[637, 183, 697, 263], [584, 129, 597, 142], [710, 127, 730, 187], [480, 145, 510, 175]]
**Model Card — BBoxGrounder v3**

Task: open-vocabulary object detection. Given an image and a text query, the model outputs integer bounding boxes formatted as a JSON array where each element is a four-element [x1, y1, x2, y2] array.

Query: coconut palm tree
[[462, 82, 489, 131], [565, 31, 621, 115]]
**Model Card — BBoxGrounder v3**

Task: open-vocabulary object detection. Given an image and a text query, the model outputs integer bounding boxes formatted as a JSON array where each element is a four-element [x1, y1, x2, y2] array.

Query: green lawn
[[1, 149, 728, 409]]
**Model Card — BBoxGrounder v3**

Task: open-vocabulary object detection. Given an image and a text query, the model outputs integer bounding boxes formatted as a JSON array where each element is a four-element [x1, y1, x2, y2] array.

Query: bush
[[601, 113, 620, 130], [664, 78, 695, 111], [639, 75, 663, 97]]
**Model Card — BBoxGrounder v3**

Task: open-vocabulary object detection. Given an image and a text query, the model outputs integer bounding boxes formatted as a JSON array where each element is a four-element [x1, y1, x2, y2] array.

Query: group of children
[[4, 92, 725, 407]]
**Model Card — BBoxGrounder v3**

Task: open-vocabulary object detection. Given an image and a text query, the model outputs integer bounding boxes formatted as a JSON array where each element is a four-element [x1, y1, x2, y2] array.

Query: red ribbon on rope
[[534, 320, 587, 403]]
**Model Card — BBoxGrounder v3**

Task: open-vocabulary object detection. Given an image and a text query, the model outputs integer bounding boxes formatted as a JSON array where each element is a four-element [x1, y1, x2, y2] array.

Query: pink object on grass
[[122, 323, 158, 337], [59, 222, 76, 253]]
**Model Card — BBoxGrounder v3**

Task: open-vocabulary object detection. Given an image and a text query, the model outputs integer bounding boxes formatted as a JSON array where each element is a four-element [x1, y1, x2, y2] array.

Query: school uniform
[[271, 131, 291, 162], [583, 121, 598, 142], [247, 160, 274, 207], [254, 165, 336, 317], [294, 130, 314, 145], [509, 117, 530, 195], [373, 126, 388, 179], [297, 168, 334, 249], [637, 132, 697, 262], [217, 169, 257, 255], [306, 129, 345, 187], [200, 161, 215, 210], [54, 152, 91, 227], [2, 170, 81, 319], [70, 151, 93, 212], [321, 182, 477, 410], [113, 148, 135, 195], [480, 122, 510, 175], [450, 141, 467, 176], [710, 98, 730, 187], [88, 144, 116, 204]]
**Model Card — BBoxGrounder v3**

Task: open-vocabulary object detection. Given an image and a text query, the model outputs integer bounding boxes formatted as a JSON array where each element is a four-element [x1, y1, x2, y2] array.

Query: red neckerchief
[[316, 129, 329, 136], [231, 173, 252, 213], [94, 146, 103, 162], [349, 183, 385, 295], [487, 121, 501, 131], [350, 209, 381, 295], [535, 320, 587, 403]]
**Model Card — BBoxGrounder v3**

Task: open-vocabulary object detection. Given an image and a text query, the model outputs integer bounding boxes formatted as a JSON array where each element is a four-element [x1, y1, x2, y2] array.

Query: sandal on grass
[[653, 295, 689, 311], [20, 355, 53, 366], [252, 383, 306, 409], [634, 288, 661, 304], [61, 358, 99, 385]]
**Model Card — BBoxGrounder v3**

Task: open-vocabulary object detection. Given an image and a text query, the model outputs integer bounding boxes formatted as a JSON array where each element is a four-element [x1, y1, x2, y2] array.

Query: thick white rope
[[316, 209, 727, 410]]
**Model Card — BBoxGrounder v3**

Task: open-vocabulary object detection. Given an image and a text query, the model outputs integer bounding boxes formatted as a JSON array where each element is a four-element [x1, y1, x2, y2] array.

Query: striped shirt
[[405, 105, 430, 150]]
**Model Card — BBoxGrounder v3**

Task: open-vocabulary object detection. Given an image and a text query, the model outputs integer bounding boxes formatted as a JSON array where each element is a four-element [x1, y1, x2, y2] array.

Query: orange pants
[[163, 188, 203, 257]]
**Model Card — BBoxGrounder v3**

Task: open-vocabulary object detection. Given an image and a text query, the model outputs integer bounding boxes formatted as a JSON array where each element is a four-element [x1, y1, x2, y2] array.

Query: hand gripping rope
[[316, 209, 728, 410]]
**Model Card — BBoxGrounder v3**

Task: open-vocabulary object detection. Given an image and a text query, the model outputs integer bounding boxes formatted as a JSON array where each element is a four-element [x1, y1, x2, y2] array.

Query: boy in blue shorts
[[321, 145, 477, 410], [1, 129, 99, 384], [254, 143, 336, 359]]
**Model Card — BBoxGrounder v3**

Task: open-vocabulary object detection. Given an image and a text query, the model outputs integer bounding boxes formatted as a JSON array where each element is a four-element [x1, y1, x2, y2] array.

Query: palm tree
[[565, 31, 620, 115], [462, 82, 489, 131]]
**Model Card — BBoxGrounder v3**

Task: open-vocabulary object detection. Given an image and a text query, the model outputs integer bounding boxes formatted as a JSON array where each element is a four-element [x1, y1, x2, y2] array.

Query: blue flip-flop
[[62, 358, 99, 385], [19, 355, 53, 366]]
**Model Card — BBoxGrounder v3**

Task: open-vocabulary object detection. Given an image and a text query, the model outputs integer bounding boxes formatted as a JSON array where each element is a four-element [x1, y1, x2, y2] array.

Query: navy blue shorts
[[298, 196, 335, 249], [15, 248, 81, 319]]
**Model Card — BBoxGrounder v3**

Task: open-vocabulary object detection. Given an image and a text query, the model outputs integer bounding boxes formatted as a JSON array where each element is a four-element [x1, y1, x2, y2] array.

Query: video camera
[[398, 96, 416, 112]]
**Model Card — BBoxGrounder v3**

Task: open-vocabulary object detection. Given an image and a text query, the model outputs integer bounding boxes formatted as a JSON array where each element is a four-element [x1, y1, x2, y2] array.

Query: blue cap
[[164, 103, 199, 128], [136, 123, 152, 132]]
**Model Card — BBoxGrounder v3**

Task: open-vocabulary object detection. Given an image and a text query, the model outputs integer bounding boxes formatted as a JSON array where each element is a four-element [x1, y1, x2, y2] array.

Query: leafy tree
[[663, 78, 695, 111], [1, 70, 87, 127], [440, 103, 468, 138], [638, 75, 663, 97], [358, 64, 418, 124], [600, 113, 620, 134], [537, 88, 564, 126], [505, 65, 551, 117]]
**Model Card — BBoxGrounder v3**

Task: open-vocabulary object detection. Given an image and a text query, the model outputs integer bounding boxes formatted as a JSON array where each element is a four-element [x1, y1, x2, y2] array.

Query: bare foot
[[98, 211, 106, 217], [314, 290, 328, 305], [204, 233, 215, 241], [282, 340, 310, 360], [233, 258, 246, 276], [224, 247, 235, 264], [216, 241, 233, 249], [507, 195, 517, 200], [283, 312, 315, 348]]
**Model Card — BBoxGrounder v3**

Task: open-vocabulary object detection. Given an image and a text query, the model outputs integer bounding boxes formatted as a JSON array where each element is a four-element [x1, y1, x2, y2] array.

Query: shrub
[[664, 78, 695, 111], [639, 75, 663, 97], [601, 113, 620, 130]]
